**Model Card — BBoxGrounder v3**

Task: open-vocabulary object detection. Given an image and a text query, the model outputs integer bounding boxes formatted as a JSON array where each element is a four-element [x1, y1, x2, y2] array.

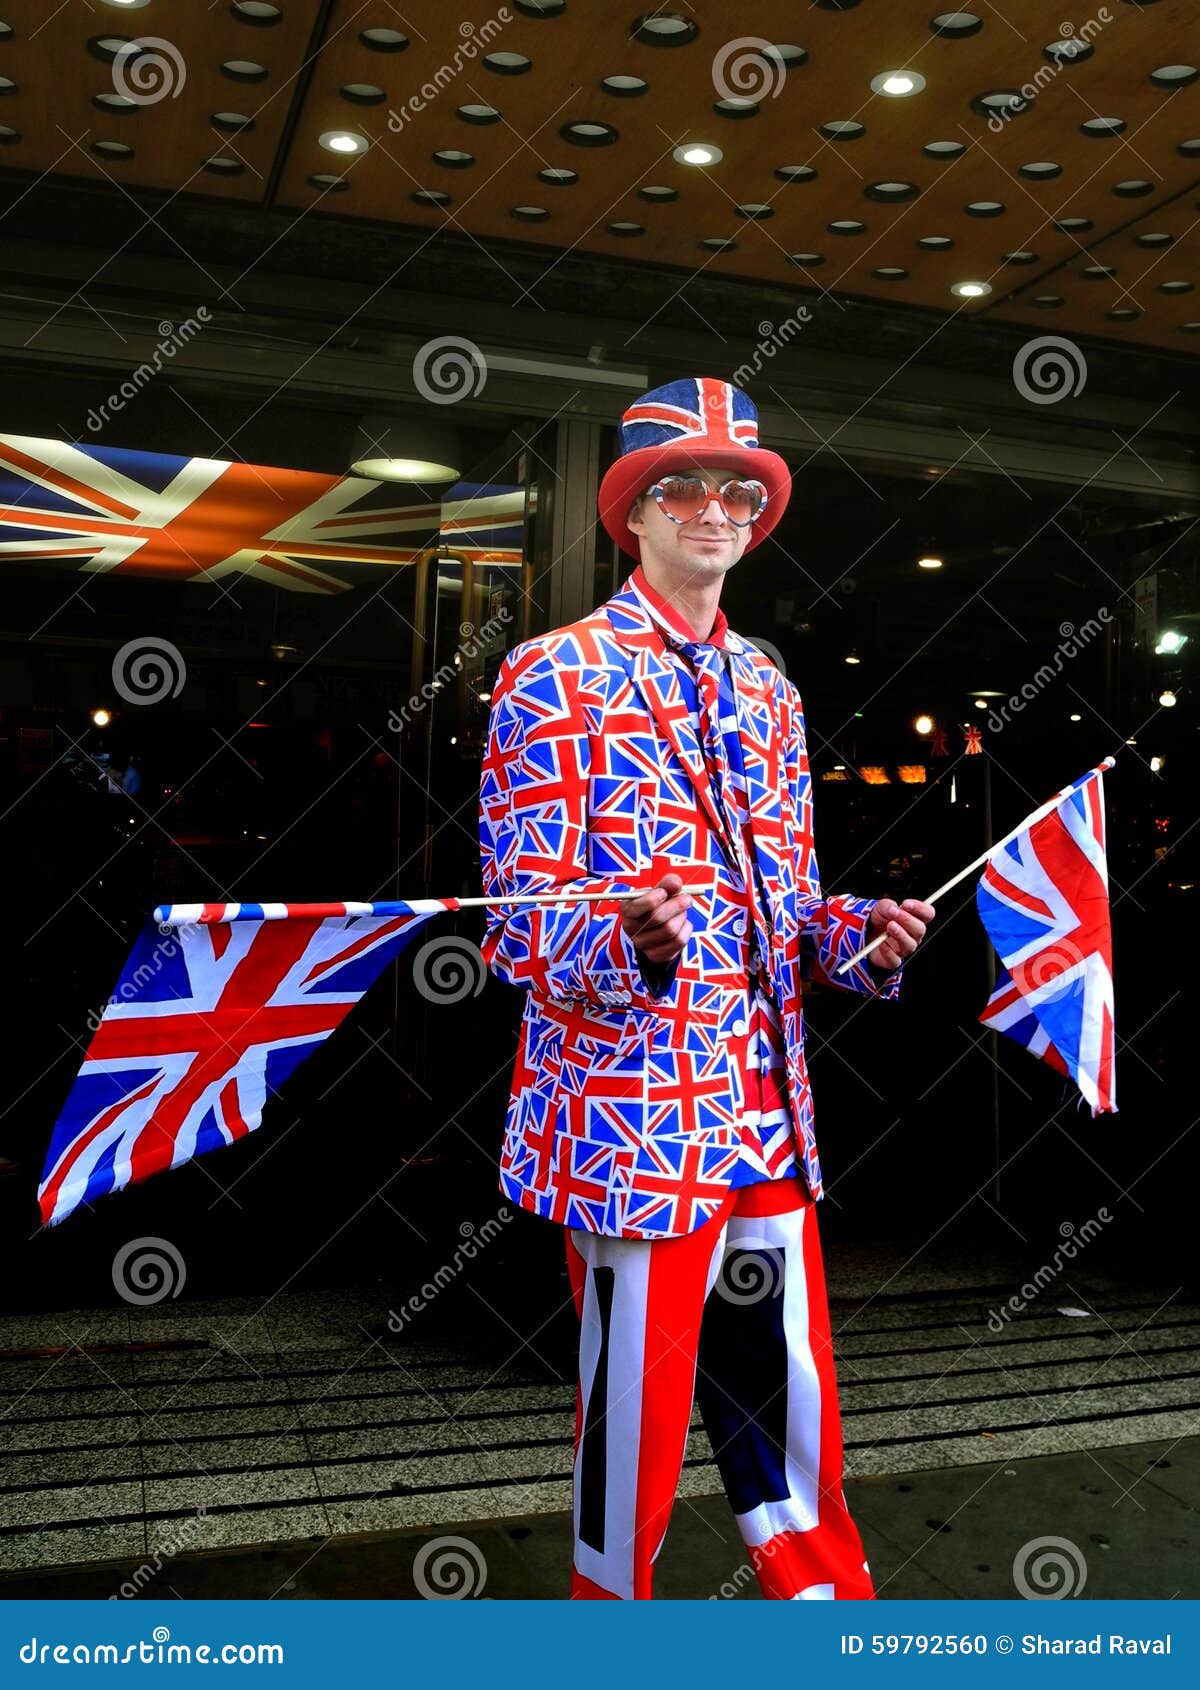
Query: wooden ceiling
[[1, 0, 1198, 354]]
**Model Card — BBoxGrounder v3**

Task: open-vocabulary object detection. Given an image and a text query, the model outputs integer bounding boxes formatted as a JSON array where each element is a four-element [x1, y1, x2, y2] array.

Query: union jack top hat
[[598, 375, 791, 562]]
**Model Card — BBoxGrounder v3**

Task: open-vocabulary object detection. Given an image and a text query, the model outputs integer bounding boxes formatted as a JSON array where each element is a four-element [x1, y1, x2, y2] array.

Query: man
[[478, 377, 934, 1601]]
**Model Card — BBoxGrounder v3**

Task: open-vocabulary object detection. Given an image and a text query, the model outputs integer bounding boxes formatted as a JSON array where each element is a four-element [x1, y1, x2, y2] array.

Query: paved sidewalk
[[0, 1434, 1195, 1600]]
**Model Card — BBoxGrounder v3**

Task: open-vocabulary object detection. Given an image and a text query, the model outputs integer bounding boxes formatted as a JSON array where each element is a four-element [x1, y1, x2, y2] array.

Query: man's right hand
[[620, 872, 693, 965]]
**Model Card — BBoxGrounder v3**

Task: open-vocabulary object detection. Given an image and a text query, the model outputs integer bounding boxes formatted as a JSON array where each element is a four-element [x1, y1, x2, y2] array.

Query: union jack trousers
[[566, 1175, 875, 1600]]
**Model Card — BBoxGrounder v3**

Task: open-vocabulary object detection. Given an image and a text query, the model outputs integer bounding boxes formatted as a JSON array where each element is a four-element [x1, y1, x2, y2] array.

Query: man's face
[[626, 462, 752, 580]]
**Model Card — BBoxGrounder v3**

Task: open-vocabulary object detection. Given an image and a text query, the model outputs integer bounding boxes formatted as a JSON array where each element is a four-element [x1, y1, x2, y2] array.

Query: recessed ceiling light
[[1044, 37, 1093, 65], [713, 97, 760, 119], [101, 0, 150, 8], [844, 651, 861, 665], [820, 120, 866, 141], [1151, 64, 1199, 88], [484, 51, 532, 75], [1159, 689, 1177, 708], [917, 554, 943, 569], [341, 83, 386, 105], [914, 715, 934, 735], [1070, 713, 1083, 722], [457, 104, 501, 124], [562, 120, 619, 146], [1150, 755, 1164, 772], [539, 166, 578, 185], [973, 698, 988, 709], [352, 456, 460, 483], [951, 279, 992, 298], [232, 1, 283, 22], [930, 12, 983, 38], [320, 130, 368, 155], [360, 28, 409, 52], [871, 70, 926, 96], [675, 143, 722, 166], [601, 74, 647, 97], [865, 180, 920, 202], [221, 59, 268, 82], [633, 13, 699, 46]]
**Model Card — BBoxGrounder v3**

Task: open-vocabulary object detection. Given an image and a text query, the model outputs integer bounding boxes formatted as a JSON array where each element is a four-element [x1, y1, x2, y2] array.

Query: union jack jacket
[[478, 573, 901, 1239]]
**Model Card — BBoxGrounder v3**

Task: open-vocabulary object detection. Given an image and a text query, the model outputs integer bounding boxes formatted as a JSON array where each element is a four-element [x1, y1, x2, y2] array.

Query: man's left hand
[[867, 898, 936, 971]]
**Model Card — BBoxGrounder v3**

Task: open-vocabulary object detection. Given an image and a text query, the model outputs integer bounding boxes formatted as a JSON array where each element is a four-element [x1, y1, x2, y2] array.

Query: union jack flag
[[976, 764, 1116, 1114], [38, 900, 459, 1226], [618, 376, 761, 456], [0, 434, 527, 595]]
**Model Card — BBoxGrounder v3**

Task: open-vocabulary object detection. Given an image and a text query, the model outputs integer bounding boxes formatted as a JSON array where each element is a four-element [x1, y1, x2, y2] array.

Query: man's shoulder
[[498, 602, 622, 686]]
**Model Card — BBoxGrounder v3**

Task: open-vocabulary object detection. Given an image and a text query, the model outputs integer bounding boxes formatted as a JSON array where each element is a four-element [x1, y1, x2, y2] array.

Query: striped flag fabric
[[976, 766, 1116, 1114], [38, 900, 459, 1226]]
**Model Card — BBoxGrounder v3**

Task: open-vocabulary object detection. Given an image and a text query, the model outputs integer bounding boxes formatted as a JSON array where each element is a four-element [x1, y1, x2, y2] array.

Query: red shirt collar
[[629, 564, 728, 649]]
